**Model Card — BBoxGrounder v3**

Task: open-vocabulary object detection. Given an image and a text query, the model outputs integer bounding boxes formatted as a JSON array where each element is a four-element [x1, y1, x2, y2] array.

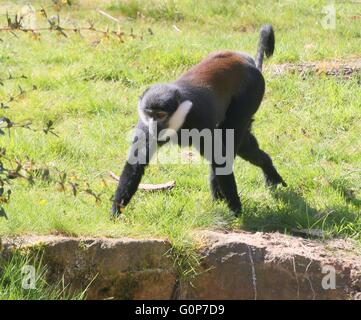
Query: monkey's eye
[[150, 111, 167, 121], [145, 110, 168, 121], [144, 109, 168, 121]]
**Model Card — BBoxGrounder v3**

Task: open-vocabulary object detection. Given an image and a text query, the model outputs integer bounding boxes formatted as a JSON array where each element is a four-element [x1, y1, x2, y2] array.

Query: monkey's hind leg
[[202, 135, 241, 215], [209, 166, 225, 200], [237, 131, 287, 187], [211, 164, 242, 215]]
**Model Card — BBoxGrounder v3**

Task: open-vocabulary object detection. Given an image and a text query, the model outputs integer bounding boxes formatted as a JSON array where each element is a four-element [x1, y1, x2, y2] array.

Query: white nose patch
[[168, 100, 193, 131]]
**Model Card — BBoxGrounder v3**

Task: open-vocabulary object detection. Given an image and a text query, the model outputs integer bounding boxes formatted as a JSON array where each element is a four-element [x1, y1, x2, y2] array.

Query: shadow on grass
[[240, 188, 361, 239], [330, 182, 361, 208]]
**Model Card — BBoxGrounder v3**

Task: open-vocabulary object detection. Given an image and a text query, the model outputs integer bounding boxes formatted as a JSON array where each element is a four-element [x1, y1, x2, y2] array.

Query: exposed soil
[[268, 58, 361, 78]]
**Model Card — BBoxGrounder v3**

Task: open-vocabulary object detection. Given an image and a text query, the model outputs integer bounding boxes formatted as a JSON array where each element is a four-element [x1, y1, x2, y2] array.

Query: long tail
[[255, 24, 275, 71]]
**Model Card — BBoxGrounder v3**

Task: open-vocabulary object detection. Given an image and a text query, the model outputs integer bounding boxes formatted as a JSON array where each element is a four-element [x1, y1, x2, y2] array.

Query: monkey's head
[[138, 84, 180, 127]]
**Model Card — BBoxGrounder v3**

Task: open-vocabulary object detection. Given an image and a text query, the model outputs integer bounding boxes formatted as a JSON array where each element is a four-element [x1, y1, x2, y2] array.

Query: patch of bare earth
[[267, 58, 361, 78]]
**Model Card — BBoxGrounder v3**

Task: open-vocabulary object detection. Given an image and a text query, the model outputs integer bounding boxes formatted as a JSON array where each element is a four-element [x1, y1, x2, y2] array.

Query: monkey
[[112, 24, 286, 217]]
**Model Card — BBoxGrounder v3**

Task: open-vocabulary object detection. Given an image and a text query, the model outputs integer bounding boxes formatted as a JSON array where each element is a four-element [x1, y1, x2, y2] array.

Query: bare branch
[[109, 171, 176, 191]]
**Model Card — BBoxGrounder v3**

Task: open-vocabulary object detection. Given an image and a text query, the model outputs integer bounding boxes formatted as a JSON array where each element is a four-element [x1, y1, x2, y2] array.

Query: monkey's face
[[138, 84, 180, 130]]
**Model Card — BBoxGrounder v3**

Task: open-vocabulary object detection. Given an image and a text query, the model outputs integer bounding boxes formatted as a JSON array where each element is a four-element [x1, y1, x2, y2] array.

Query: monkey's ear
[[139, 87, 150, 100], [174, 89, 181, 104]]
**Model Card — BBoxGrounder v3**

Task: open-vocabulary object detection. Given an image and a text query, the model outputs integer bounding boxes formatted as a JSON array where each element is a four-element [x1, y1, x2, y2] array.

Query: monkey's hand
[[111, 201, 125, 217], [111, 160, 148, 219], [111, 179, 129, 218], [264, 171, 287, 188]]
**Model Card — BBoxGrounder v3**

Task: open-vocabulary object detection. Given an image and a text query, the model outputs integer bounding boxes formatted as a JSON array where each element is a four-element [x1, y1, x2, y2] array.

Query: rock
[[1, 231, 361, 299], [181, 231, 361, 299], [1, 236, 176, 300]]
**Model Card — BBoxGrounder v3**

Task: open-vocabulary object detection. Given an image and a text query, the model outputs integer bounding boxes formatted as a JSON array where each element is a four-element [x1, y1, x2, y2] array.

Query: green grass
[[0, 0, 360, 248], [0, 252, 86, 299]]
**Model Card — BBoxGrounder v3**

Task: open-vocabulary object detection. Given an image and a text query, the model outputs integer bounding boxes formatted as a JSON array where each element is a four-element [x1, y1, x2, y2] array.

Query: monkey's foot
[[229, 202, 242, 217]]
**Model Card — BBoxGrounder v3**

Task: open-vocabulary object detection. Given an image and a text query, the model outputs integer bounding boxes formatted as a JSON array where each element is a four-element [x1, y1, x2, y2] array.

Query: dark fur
[[255, 24, 275, 70], [112, 24, 285, 216]]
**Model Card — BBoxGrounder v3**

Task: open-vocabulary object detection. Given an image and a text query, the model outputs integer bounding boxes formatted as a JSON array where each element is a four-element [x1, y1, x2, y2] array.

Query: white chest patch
[[168, 100, 193, 131]]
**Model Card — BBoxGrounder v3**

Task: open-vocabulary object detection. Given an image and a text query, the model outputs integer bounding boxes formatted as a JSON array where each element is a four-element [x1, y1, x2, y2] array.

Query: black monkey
[[112, 25, 286, 217]]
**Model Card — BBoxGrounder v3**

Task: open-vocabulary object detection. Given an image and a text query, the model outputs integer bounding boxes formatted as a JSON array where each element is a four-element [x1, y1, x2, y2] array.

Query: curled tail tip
[[260, 24, 275, 57], [255, 24, 275, 71]]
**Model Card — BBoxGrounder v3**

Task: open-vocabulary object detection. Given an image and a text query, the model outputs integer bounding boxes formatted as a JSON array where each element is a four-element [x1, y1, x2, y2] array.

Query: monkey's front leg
[[112, 121, 157, 217], [112, 162, 146, 216]]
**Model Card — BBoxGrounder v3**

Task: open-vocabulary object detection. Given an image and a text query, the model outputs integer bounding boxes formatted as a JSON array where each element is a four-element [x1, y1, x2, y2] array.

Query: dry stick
[[0, 25, 134, 42], [0, 26, 107, 34], [0, 9, 137, 39], [109, 171, 176, 191], [96, 9, 123, 24], [96, 8, 134, 21], [172, 25, 181, 32]]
